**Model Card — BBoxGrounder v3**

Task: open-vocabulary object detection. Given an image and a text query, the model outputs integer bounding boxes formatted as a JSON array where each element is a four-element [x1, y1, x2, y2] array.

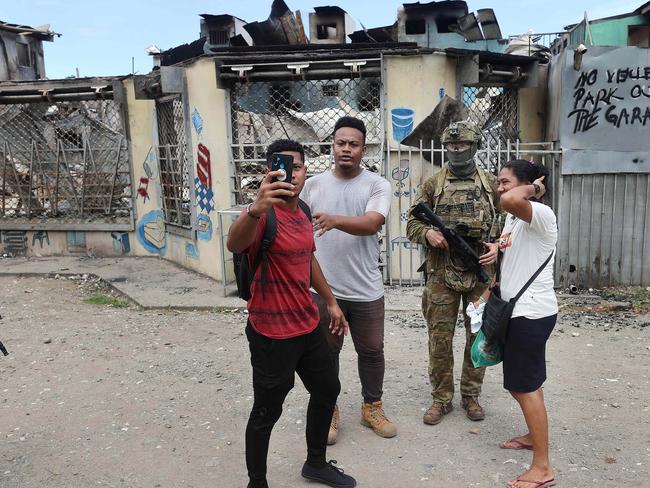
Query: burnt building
[[0, 20, 58, 81]]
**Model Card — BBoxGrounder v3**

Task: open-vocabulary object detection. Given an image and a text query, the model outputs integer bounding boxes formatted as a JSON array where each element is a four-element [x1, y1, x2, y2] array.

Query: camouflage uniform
[[407, 126, 500, 406]]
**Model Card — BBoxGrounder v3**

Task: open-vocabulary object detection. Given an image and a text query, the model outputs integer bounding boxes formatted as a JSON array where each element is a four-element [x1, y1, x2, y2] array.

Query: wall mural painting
[[138, 147, 157, 203], [137, 210, 167, 256], [391, 107, 415, 142], [391, 236, 419, 251], [111, 231, 131, 254], [392, 159, 411, 198], [137, 177, 150, 203], [195, 143, 215, 214], [66, 231, 87, 253], [32, 230, 50, 248], [143, 146, 157, 179], [185, 242, 200, 259], [191, 108, 204, 137], [196, 214, 213, 242]]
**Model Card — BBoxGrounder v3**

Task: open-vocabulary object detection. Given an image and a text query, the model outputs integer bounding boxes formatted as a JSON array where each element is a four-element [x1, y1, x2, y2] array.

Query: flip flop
[[507, 477, 556, 488], [500, 437, 533, 450]]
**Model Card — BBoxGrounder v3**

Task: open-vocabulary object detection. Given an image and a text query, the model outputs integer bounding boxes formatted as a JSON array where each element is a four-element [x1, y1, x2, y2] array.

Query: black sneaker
[[247, 480, 269, 488], [301, 460, 356, 487]]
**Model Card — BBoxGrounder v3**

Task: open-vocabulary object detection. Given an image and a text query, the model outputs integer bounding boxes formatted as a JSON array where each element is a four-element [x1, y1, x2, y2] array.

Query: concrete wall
[[384, 53, 457, 282], [0, 230, 135, 258], [518, 64, 548, 142], [0, 51, 546, 290], [125, 58, 232, 282], [382, 52, 546, 283]]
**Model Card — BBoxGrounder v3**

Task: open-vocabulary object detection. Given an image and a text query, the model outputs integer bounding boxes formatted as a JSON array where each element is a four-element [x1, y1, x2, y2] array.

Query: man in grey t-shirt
[[302, 116, 396, 444]]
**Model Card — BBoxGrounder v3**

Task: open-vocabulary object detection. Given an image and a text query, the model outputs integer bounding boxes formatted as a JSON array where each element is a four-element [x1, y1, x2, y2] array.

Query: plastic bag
[[471, 329, 503, 367], [466, 300, 485, 334]]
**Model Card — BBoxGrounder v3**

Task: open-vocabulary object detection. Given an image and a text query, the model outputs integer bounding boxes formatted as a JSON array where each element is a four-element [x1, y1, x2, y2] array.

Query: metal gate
[[229, 76, 383, 204], [385, 140, 561, 285], [463, 86, 519, 173], [0, 99, 132, 229], [155, 95, 192, 228]]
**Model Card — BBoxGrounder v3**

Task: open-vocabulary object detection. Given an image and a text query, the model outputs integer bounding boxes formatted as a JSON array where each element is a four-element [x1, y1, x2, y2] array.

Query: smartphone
[[270, 153, 294, 184]]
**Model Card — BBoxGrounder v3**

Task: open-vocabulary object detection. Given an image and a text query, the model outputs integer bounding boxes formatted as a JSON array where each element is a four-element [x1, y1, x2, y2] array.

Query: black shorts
[[502, 314, 557, 393]]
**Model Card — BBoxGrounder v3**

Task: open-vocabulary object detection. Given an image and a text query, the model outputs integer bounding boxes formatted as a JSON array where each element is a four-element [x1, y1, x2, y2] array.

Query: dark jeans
[[312, 293, 385, 404], [245, 322, 340, 485]]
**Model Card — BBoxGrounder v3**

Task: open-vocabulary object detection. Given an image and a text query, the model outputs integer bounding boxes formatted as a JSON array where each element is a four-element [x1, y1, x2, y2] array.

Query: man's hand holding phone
[[249, 171, 295, 217]]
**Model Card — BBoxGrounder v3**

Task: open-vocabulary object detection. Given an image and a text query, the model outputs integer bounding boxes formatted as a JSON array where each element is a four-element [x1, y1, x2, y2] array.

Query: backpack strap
[[298, 198, 312, 221], [249, 207, 277, 299], [250, 201, 312, 299]]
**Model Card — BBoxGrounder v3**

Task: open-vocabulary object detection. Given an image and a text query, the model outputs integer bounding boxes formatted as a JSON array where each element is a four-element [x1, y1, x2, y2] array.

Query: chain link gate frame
[[463, 85, 519, 174], [0, 99, 132, 229], [219, 71, 388, 292], [385, 84, 523, 285], [229, 76, 384, 204]]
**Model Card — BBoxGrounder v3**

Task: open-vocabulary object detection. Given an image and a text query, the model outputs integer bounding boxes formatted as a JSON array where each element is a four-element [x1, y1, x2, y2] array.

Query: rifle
[[410, 202, 490, 284]]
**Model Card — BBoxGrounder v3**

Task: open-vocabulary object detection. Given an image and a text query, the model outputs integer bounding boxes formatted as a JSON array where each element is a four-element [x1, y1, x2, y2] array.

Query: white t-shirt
[[302, 169, 391, 302], [498, 202, 558, 319]]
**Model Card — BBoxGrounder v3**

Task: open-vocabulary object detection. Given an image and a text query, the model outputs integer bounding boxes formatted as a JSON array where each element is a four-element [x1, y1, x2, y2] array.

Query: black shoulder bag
[[481, 250, 554, 344]]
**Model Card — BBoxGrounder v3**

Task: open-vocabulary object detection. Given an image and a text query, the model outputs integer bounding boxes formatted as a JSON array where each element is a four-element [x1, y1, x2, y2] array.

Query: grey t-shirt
[[302, 169, 391, 302]]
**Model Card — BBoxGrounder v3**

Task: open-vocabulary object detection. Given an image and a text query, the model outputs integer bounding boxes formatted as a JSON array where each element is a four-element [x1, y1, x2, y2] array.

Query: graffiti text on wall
[[563, 48, 650, 147]]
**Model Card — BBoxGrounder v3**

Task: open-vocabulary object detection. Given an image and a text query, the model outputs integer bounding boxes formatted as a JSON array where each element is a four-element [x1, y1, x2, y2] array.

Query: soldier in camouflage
[[407, 120, 501, 425]]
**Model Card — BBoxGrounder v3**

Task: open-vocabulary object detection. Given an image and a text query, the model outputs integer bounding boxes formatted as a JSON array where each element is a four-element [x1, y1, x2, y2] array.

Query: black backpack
[[235, 199, 312, 301]]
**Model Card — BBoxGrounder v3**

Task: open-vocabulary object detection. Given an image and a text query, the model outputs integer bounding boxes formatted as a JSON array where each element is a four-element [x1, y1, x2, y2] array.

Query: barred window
[[155, 95, 191, 228], [209, 30, 229, 45]]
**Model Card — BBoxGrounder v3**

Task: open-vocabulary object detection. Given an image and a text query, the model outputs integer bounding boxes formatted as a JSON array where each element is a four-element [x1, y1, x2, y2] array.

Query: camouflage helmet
[[441, 120, 482, 146]]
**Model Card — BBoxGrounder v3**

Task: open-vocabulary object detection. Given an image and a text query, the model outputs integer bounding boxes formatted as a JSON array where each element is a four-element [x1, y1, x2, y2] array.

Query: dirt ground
[[0, 276, 648, 488]]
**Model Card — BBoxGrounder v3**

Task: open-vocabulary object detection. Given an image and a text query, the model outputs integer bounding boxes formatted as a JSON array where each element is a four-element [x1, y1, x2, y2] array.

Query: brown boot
[[423, 401, 453, 425], [461, 396, 485, 421], [327, 404, 339, 445], [360, 401, 397, 438]]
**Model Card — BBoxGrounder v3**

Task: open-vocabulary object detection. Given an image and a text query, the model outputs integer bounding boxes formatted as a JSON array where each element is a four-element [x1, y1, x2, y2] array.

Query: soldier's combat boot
[[360, 401, 397, 438], [423, 402, 453, 425], [461, 395, 485, 421], [328, 404, 340, 445]]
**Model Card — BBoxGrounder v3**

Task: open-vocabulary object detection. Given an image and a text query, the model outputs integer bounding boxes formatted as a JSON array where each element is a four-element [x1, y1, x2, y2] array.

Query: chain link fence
[[229, 77, 383, 204], [0, 100, 131, 226], [463, 86, 519, 174], [155, 95, 191, 228]]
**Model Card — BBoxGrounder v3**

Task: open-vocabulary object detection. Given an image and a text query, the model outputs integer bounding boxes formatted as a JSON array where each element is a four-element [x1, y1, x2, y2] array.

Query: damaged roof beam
[[0, 91, 114, 104], [220, 67, 381, 80], [478, 64, 527, 82]]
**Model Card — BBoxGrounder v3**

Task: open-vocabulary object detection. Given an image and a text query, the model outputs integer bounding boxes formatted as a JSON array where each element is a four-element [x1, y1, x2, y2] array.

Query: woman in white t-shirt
[[497, 160, 557, 488]]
